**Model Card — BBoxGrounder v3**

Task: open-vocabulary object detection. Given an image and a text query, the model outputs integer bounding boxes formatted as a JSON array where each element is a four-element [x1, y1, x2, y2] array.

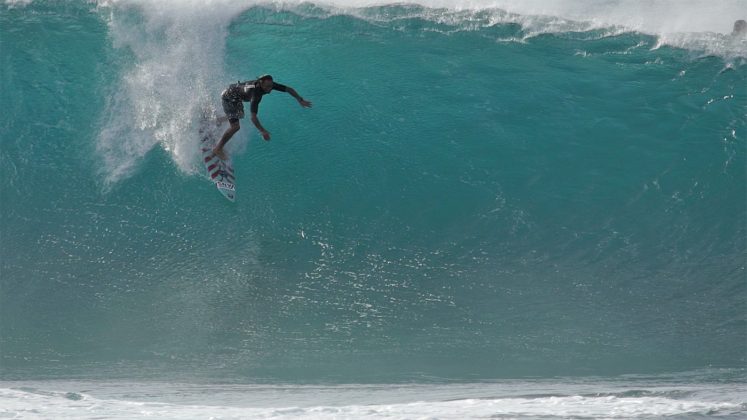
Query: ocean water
[[1, 0, 746, 418]]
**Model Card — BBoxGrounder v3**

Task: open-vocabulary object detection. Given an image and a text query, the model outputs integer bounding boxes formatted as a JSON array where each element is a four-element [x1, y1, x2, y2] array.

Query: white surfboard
[[199, 121, 236, 202]]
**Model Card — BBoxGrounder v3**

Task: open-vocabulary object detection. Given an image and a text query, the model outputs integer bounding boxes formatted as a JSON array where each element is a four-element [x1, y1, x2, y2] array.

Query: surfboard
[[199, 121, 236, 202]]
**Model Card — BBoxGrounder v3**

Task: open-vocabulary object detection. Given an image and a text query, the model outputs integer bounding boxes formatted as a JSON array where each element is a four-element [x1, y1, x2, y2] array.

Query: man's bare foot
[[212, 147, 228, 160]]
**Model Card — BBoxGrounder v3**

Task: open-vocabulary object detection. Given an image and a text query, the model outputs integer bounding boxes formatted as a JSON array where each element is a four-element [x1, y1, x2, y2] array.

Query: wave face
[[1, 0, 745, 382]]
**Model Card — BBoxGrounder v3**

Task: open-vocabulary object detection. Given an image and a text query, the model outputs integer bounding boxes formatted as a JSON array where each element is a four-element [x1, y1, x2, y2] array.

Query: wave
[[2, 0, 745, 382]]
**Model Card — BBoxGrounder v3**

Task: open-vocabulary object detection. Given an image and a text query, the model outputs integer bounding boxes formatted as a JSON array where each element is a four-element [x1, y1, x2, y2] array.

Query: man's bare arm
[[251, 113, 271, 141], [285, 87, 313, 108]]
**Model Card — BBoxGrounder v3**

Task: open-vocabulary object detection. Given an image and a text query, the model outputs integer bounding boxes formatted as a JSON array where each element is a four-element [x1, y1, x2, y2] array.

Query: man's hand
[[261, 130, 271, 141], [298, 98, 313, 108]]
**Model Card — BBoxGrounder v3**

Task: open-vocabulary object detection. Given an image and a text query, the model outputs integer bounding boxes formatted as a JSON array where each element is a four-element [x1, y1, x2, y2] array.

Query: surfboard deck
[[199, 121, 236, 202]]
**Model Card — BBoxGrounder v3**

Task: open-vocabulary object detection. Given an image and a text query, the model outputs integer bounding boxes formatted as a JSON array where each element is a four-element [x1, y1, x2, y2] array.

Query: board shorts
[[221, 90, 245, 123]]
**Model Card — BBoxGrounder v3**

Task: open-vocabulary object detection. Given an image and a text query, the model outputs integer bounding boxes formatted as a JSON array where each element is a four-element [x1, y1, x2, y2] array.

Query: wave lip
[[321, 1, 747, 59]]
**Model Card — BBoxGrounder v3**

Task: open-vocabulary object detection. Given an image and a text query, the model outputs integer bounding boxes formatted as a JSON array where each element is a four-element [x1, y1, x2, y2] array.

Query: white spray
[[95, 0, 258, 186]]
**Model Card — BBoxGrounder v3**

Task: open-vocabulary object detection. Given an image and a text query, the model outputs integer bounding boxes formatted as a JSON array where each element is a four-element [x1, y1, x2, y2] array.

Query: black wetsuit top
[[222, 80, 288, 114]]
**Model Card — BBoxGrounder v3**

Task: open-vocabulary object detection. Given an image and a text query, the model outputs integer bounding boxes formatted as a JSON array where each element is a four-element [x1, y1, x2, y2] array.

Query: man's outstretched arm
[[251, 112, 272, 141], [285, 87, 312, 108]]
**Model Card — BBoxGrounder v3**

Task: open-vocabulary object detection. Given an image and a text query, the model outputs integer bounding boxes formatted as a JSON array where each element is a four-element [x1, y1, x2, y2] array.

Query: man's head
[[258, 74, 274, 93]]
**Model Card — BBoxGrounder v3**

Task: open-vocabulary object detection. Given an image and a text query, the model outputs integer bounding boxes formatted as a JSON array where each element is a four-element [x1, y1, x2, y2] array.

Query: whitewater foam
[[2, 379, 745, 419]]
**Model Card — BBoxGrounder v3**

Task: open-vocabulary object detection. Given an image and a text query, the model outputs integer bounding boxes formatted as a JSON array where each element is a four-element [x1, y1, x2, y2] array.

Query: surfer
[[213, 74, 312, 159]]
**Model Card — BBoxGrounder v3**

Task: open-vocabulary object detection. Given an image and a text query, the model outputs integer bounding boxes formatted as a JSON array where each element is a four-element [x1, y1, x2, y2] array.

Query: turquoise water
[[1, 1, 745, 413]]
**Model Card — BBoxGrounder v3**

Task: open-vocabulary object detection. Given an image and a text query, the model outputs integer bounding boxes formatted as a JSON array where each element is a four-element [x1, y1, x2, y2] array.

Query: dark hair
[[258, 74, 273, 82]]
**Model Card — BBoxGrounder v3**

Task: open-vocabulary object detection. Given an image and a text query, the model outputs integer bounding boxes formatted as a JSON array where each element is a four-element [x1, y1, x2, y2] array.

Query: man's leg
[[213, 120, 240, 159]]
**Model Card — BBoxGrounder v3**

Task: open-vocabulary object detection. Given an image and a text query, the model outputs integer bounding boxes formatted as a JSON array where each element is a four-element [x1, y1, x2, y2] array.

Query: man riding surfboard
[[213, 74, 312, 159]]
